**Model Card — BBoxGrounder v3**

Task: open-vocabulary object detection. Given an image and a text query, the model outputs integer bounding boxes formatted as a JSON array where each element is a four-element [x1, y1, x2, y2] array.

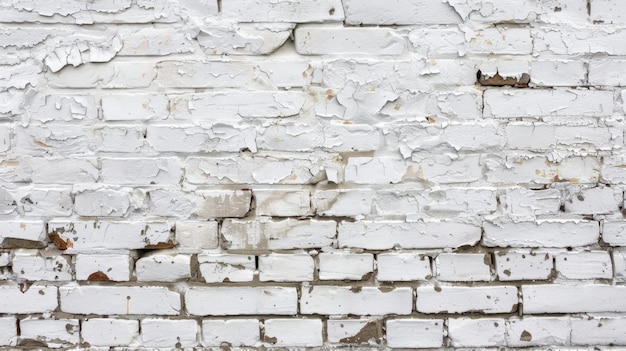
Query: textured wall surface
[[1, 0, 626, 349]]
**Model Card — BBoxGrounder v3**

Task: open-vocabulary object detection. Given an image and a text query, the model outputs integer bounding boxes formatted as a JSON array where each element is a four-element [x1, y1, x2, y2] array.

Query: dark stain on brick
[[48, 233, 72, 250], [1, 238, 45, 249], [88, 271, 111, 281], [477, 70, 530, 87], [144, 240, 175, 249], [264, 335, 278, 344], [520, 330, 532, 341], [339, 321, 382, 344]]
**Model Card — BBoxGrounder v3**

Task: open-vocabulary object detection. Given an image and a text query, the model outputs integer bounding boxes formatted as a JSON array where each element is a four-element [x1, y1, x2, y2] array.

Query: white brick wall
[[0, 0, 624, 348]]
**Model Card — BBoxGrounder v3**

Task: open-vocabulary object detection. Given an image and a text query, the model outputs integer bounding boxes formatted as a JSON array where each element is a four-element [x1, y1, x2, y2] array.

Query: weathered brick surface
[[0, 0, 624, 348]]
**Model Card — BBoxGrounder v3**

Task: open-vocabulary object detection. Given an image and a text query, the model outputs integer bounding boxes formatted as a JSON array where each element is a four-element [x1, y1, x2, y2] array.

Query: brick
[[263, 319, 323, 347], [185, 287, 297, 316], [376, 188, 497, 217], [435, 253, 491, 282], [410, 153, 483, 184], [100, 158, 182, 185], [487, 155, 600, 185], [591, 0, 626, 24], [30, 158, 98, 184], [75, 253, 132, 281], [74, 189, 130, 217], [483, 220, 599, 248], [202, 319, 260, 347], [0, 317, 15, 346], [345, 157, 407, 184], [60, 286, 180, 315], [467, 27, 532, 55], [327, 319, 382, 344], [101, 94, 168, 121], [506, 123, 621, 151], [506, 317, 570, 347], [344, 0, 460, 24], [295, 25, 405, 55], [555, 251, 612, 279], [94, 126, 144, 153], [254, 189, 311, 217], [322, 124, 381, 152], [48, 221, 172, 251], [25, 94, 98, 122], [445, 0, 587, 23], [257, 123, 324, 152], [300, 286, 412, 315], [258, 253, 314, 282], [175, 221, 219, 252], [530, 60, 587, 86], [394, 122, 505, 152], [379, 90, 482, 121], [523, 285, 626, 313], [147, 189, 197, 218], [338, 221, 481, 250], [385, 319, 443, 348], [195, 189, 251, 218], [502, 188, 561, 216], [136, 251, 190, 282], [590, 60, 626, 86], [409, 27, 466, 58], [416, 286, 518, 314], [0, 284, 57, 313], [146, 125, 256, 153], [318, 252, 373, 280], [222, 218, 336, 250], [313, 189, 374, 218], [14, 125, 93, 156], [448, 318, 506, 347], [613, 248, 626, 281], [484, 90, 613, 118], [140, 319, 198, 348], [198, 254, 255, 283], [601, 155, 626, 184], [47, 61, 156, 88], [118, 27, 194, 56], [495, 251, 553, 281], [12, 249, 72, 281], [81, 319, 139, 347], [219, 0, 344, 22], [0, 221, 46, 245], [571, 317, 626, 345], [533, 27, 626, 55], [19, 318, 79, 348], [377, 252, 432, 281], [197, 23, 295, 56]]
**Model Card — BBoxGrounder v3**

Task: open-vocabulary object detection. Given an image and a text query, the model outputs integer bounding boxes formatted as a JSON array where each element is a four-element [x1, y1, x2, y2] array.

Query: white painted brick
[[48, 61, 156, 89], [411, 153, 483, 184], [318, 252, 373, 280], [60, 285, 180, 315], [295, 25, 405, 55], [26, 94, 98, 123], [175, 221, 219, 252], [377, 252, 432, 281], [530, 60, 587, 86], [74, 189, 130, 217], [0, 317, 15, 346], [386, 319, 443, 348], [326, 319, 382, 344], [506, 317, 571, 347], [170, 92, 306, 119], [533, 26, 626, 55], [344, 0, 460, 24], [564, 186, 621, 215], [258, 253, 314, 282], [523, 285, 626, 313], [222, 218, 336, 250], [75, 253, 131, 281], [0, 221, 45, 244], [195, 189, 252, 218], [197, 23, 294, 56], [483, 220, 599, 248], [448, 318, 506, 347], [30, 157, 98, 184], [12, 249, 72, 281], [94, 126, 144, 153], [146, 125, 256, 153], [345, 157, 407, 184], [376, 188, 497, 217], [0, 284, 57, 313], [313, 189, 374, 218], [435, 253, 491, 282], [263, 319, 323, 347], [0, 159, 31, 183], [140, 319, 198, 348], [338, 221, 481, 250], [198, 254, 255, 283], [571, 317, 626, 345], [257, 124, 324, 152], [322, 124, 381, 152], [157, 61, 252, 89], [82, 319, 139, 347], [100, 158, 181, 185], [591, 0, 626, 24], [555, 251, 612, 279], [0, 253, 10, 266], [590, 61, 626, 86], [101, 94, 168, 121], [300, 286, 412, 315], [19, 318, 79, 348], [601, 155, 626, 184], [380, 90, 482, 120], [445, 0, 587, 23], [14, 125, 93, 156], [487, 155, 600, 185], [119, 27, 194, 56], [416, 286, 518, 314], [409, 28, 466, 58], [467, 27, 532, 55], [484, 90, 613, 118], [395, 122, 505, 152], [613, 248, 626, 281], [254, 189, 311, 217], [136, 251, 190, 282], [506, 124, 621, 151], [147, 189, 197, 218], [495, 251, 553, 281], [503, 188, 561, 216], [185, 287, 297, 316], [220, 0, 344, 22], [48, 221, 172, 250], [202, 319, 260, 347], [9, 187, 73, 216]]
